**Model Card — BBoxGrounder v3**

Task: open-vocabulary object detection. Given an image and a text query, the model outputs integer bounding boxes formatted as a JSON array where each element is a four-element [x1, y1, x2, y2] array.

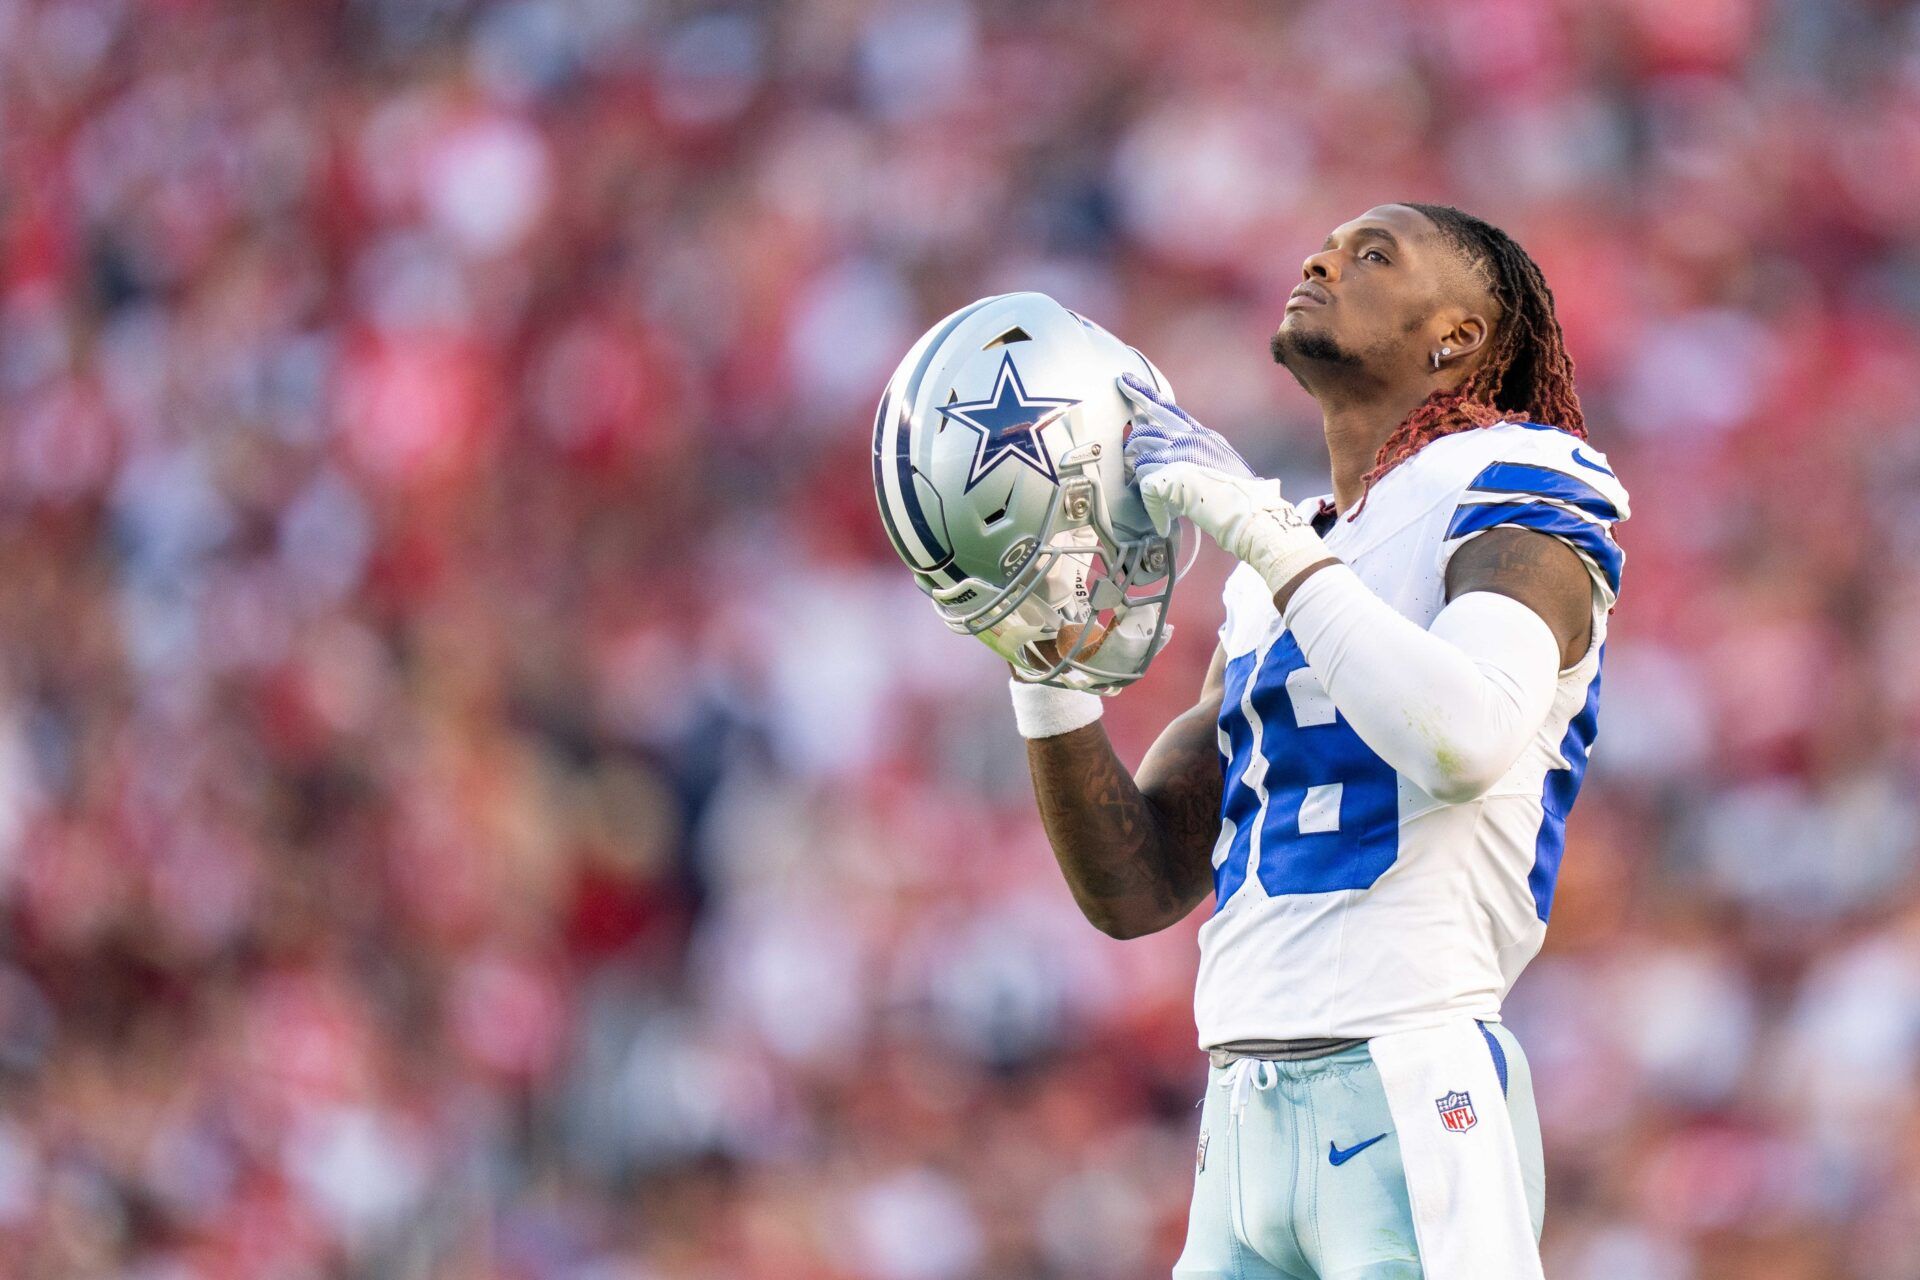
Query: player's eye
[[1362, 249, 1390, 264]]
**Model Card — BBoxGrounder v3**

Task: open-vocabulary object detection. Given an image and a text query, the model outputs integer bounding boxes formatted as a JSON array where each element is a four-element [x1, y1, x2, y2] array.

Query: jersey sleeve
[[1436, 430, 1630, 612]]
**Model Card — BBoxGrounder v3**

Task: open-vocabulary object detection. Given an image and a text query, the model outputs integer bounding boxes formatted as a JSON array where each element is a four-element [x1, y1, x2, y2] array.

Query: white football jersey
[[1194, 421, 1630, 1047]]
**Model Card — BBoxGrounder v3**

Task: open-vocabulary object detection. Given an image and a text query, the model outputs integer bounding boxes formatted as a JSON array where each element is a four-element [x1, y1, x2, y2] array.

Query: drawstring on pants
[[1220, 1056, 1281, 1125]]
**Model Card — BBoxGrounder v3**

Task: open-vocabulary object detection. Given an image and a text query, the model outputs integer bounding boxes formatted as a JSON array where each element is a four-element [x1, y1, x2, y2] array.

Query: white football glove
[[1119, 374, 1333, 597]]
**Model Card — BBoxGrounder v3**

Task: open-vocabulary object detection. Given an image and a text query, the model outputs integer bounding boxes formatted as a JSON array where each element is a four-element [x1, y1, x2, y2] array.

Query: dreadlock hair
[[1351, 203, 1584, 517]]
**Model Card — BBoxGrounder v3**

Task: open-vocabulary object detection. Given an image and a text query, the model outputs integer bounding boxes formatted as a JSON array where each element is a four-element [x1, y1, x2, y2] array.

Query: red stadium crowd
[[5, 0, 1920, 1276]]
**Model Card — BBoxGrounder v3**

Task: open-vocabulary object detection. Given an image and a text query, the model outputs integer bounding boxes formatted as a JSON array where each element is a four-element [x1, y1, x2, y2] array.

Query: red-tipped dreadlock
[[1350, 204, 1584, 518]]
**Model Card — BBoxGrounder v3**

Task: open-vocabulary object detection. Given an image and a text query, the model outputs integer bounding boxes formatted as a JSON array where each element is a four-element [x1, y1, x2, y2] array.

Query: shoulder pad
[[1434, 422, 1629, 601], [1410, 422, 1629, 523]]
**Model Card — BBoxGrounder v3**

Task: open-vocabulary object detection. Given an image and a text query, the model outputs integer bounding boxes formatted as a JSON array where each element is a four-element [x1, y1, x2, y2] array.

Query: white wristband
[[1009, 677, 1105, 739]]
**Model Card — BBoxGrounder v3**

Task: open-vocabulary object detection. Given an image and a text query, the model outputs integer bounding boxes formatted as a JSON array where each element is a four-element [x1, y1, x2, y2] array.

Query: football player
[[1009, 204, 1627, 1279]]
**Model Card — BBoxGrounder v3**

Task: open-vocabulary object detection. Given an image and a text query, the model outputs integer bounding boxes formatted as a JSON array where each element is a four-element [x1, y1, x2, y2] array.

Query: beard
[[1270, 324, 1360, 369], [1270, 322, 1363, 390]]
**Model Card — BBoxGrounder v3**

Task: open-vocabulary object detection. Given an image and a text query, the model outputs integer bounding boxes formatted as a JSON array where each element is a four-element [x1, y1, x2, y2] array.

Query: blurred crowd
[[5, 0, 1920, 1276]]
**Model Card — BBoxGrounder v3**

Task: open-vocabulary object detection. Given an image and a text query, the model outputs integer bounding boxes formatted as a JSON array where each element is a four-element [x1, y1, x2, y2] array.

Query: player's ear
[[1431, 312, 1490, 373]]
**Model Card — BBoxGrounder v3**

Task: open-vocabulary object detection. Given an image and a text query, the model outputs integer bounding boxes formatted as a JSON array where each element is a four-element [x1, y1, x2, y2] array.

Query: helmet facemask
[[927, 452, 1185, 694]]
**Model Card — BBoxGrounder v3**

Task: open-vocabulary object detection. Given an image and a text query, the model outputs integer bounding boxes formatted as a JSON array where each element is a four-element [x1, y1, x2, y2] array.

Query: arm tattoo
[[1445, 526, 1593, 666], [1024, 679, 1223, 938]]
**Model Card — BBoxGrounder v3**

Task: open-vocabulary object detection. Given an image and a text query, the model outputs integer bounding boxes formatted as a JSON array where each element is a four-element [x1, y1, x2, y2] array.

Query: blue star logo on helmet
[[937, 352, 1079, 492]]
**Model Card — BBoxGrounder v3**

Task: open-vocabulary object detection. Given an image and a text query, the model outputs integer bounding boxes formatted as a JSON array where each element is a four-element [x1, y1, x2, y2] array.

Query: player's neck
[[1318, 383, 1435, 513]]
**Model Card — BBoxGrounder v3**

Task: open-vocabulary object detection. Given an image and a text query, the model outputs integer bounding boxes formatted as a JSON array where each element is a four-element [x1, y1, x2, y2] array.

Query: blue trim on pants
[[1478, 1021, 1510, 1097]]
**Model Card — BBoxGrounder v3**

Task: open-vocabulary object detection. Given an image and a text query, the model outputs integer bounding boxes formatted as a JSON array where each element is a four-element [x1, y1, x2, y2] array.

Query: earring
[[1432, 346, 1452, 370]]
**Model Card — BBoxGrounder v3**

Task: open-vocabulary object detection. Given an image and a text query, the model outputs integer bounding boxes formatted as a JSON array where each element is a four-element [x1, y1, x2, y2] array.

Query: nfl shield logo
[[1436, 1090, 1477, 1132]]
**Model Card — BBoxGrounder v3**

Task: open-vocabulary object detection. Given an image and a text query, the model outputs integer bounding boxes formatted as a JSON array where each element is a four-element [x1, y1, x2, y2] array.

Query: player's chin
[[1270, 314, 1321, 363], [1272, 316, 1354, 369]]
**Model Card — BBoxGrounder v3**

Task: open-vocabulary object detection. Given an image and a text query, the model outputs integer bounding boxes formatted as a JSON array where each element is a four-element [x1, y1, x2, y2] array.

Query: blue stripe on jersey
[[1446, 501, 1623, 593], [1213, 635, 1401, 908], [1465, 461, 1621, 522], [1213, 648, 1263, 907], [1530, 653, 1603, 921]]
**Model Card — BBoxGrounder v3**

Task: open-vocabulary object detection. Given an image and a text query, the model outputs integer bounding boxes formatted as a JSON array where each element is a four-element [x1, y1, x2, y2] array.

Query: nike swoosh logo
[[1570, 447, 1615, 477], [1328, 1133, 1389, 1166]]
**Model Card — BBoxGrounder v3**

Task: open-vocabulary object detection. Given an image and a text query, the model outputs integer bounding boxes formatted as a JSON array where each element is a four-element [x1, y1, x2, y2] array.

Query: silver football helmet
[[872, 292, 1183, 692]]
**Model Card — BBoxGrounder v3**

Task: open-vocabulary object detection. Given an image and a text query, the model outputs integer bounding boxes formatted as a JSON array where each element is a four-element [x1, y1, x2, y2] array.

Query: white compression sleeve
[[1280, 566, 1562, 803]]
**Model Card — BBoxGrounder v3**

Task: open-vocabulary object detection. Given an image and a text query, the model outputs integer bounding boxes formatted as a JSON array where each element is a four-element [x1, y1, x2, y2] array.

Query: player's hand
[[1117, 372, 1288, 553], [1119, 373, 1256, 482], [1118, 374, 1333, 597]]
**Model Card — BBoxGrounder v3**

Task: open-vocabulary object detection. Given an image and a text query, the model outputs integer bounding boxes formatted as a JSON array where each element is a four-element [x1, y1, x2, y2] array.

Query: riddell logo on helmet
[[948, 588, 979, 605]]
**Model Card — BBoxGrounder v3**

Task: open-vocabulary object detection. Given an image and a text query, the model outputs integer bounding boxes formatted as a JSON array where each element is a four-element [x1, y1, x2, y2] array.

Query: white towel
[[1367, 1019, 1544, 1280]]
